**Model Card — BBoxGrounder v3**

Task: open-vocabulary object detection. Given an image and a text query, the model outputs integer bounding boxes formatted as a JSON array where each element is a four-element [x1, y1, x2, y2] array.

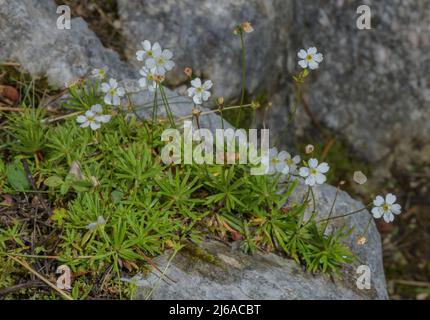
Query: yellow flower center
[[147, 50, 153, 57], [311, 168, 318, 175], [306, 54, 313, 61], [156, 57, 165, 65], [109, 88, 117, 96], [382, 204, 391, 212], [196, 87, 204, 93]]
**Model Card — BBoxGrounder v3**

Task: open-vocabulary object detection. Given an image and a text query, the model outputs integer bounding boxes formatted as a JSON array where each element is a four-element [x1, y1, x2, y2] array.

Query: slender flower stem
[[151, 85, 158, 148], [310, 186, 316, 213], [159, 85, 177, 129], [317, 204, 372, 223], [362, 216, 373, 235], [323, 184, 341, 233]]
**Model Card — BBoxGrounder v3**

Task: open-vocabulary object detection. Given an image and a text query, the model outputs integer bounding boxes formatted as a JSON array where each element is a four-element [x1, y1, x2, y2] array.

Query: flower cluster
[[267, 147, 301, 175], [266, 148, 330, 187]]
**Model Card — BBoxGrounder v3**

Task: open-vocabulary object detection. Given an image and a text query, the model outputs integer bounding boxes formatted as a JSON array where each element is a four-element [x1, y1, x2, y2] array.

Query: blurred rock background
[[1, 0, 428, 299]]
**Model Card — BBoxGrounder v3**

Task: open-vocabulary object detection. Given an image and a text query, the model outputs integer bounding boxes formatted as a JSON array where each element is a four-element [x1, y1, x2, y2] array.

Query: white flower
[[298, 47, 323, 70], [145, 46, 175, 75], [266, 147, 283, 174], [91, 67, 108, 80], [136, 40, 161, 62], [187, 78, 213, 105], [278, 151, 301, 175], [76, 105, 111, 130], [86, 216, 106, 230], [101, 78, 125, 106], [371, 193, 401, 223], [138, 67, 158, 92], [299, 158, 329, 186], [89, 104, 112, 123]]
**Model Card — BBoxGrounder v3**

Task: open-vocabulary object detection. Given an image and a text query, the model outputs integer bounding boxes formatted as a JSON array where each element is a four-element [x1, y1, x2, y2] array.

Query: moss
[[182, 243, 223, 268]]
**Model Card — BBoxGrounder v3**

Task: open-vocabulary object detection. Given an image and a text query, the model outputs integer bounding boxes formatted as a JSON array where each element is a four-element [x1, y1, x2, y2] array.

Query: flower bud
[[241, 21, 254, 33], [251, 100, 261, 109], [305, 144, 314, 154], [184, 67, 193, 78], [217, 96, 225, 107]]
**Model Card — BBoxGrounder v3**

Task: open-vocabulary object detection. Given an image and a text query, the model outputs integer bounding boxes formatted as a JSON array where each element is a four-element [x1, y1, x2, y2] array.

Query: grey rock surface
[[281, 0, 430, 171], [117, 0, 290, 101], [136, 184, 387, 300]]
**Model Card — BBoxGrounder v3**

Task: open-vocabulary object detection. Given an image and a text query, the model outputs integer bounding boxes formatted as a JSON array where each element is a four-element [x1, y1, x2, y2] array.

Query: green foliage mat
[[0, 74, 354, 300]]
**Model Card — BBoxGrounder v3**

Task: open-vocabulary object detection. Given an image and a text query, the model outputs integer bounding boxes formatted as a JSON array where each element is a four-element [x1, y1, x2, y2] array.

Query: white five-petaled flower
[[91, 67, 108, 80], [371, 194, 401, 223], [278, 151, 301, 175], [266, 147, 282, 174], [86, 216, 106, 230], [298, 47, 323, 70], [299, 158, 330, 186], [187, 78, 213, 105], [138, 67, 159, 92], [101, 78, 125, 106], [76, 105, 111, 130], [136, 40, 161, 62], [145, 47, 175, 75]]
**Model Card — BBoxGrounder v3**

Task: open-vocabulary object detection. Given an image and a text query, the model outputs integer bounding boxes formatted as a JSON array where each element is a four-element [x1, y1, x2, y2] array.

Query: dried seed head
[[154, 74, 165, 83], [184, 67, 193, 78], [305, 144, 314, 154], [192, 107, 201, 117], [353, 171, 367, 185], [356, 235, 367, 246], [241, 21, 254, 33]]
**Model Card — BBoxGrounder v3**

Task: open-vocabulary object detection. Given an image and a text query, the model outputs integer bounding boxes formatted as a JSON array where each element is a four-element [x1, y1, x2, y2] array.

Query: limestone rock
[[283, 0, 430, 170], [117, 0, 291, 101], [135, 184, 387, 300]]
